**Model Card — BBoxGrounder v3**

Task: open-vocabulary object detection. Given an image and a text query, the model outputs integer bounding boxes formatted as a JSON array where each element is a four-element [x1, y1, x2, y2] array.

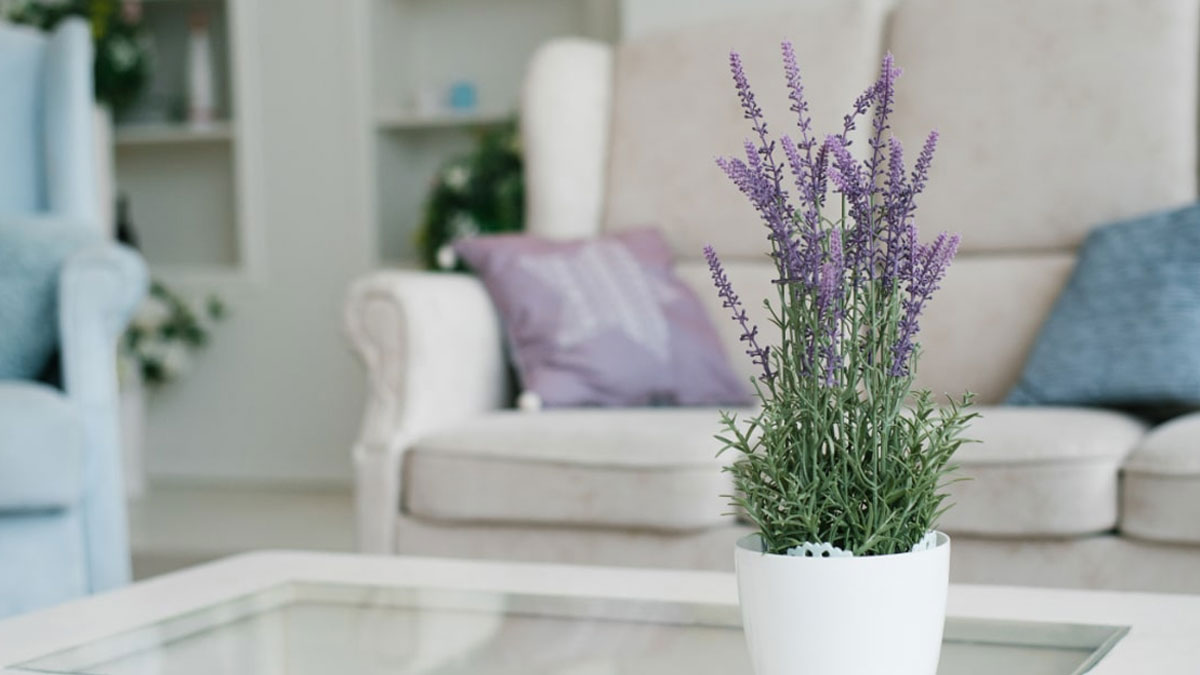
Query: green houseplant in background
[[8, 0, 151, 111], [415, 119, 523, 269], [708, 44, 974, 675]]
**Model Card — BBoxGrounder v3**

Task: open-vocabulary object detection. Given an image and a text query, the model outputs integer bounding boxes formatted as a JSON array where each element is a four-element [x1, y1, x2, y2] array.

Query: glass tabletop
[[14, 582, 1128, 675]]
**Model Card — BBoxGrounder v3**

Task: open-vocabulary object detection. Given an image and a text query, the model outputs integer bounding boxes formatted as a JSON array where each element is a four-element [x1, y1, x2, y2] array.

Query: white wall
[[145, 0, 374, 484]]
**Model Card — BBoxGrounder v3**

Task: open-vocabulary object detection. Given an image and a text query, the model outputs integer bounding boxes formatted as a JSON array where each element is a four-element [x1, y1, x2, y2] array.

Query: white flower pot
[[735, 532, 950, 675]]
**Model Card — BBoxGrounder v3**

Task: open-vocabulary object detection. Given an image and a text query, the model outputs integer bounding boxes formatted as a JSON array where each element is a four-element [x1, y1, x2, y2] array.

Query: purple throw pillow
[[454, 228, 750, 408]]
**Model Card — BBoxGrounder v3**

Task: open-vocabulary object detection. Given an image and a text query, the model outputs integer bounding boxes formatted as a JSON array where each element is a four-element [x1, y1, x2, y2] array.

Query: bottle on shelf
[[187, 11, 216, 128]]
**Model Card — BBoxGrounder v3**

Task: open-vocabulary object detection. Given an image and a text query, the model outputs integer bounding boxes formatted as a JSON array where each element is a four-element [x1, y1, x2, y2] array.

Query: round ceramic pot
[[735, 532, 950, 675]]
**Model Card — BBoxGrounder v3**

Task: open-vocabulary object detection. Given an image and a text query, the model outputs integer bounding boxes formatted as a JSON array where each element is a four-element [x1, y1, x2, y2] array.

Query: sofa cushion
[[676, 255, 1075, 405], [0, 381, 85, 511], [1121, 413, 1200, 544], [888, 0, 1198, 254], [1008, 203, 1200, 409], [407, 405, 1143, 538], [939, 407, 1145, 537], [404, 408, 742, 531], [453, 228, 749, 408], [0, 215, 101, 379]]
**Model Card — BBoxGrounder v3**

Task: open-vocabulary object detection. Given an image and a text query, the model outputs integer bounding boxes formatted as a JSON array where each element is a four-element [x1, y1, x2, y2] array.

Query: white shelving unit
[[111, 0, 261, 281], [374, 109, 512, 131], [363, 0, 619, 263], [115, 122, 235, 147]]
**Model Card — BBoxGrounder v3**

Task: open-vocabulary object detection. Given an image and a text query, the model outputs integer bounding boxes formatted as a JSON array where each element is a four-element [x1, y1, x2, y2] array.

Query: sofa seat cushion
[[1121, 413, 1200, 544], [403, 408, 742, 532], [0, 382, 85, 512], [939, 406, 1145, 537]]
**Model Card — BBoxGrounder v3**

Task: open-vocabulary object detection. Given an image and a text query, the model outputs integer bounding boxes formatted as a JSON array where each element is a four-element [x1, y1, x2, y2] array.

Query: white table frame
[[2, 551, 1198, 672]]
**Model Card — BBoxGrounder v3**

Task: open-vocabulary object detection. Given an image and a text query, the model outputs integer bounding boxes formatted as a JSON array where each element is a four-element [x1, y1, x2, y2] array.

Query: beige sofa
[[345, 0, 1200, 593]]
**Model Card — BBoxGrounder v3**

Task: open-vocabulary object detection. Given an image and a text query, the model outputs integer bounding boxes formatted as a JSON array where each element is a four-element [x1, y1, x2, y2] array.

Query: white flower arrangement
[[121, 280, 225, 387]]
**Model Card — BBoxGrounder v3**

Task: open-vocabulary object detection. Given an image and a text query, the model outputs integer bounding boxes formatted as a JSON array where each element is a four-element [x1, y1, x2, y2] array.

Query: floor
[[128, 481, 356, 579]]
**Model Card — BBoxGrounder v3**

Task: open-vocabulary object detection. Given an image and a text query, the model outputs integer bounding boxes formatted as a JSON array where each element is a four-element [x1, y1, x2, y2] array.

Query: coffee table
[[0, 551, 1196, 674]]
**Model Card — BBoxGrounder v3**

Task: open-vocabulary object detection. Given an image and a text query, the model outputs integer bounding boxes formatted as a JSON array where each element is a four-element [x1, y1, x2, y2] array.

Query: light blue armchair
[[0, 18, 147, 617]]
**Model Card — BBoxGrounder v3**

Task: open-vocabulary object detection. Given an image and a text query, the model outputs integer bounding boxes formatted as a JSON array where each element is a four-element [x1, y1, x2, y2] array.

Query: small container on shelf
[[447, 81, 478, 113], [187, 11, 216, 128], [414, 87, 444, 117]]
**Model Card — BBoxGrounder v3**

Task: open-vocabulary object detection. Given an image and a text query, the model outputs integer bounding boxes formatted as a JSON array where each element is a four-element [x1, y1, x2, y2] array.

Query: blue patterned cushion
[[0, 216, 99, 379], [1008, 203, 1200, 407]]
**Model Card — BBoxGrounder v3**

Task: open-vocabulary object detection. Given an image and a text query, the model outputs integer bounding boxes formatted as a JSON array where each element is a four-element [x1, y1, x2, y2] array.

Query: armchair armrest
[[344, 270, 507, 552], [59, 243, 147, 592]]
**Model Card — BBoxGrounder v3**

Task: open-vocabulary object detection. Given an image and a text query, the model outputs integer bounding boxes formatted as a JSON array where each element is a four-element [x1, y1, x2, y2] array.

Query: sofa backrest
[[887, 0, 1198, 401], [522, 0, 1199, 403], [602, 0, 892, 261], [0, 23, 48, 214], [0, 18, 97, 223]]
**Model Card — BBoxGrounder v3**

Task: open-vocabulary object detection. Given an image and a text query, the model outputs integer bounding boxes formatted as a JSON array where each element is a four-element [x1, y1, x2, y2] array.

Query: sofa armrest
[[58, 243, 147, 592], [344, 270, 508, 552]]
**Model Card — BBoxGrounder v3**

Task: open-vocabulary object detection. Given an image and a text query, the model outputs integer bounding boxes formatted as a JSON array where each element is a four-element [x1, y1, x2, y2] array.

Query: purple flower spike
[[826, 136, 870, 219], [910, 130, 939, 199], [705, 245, 774, 382], [729, 51, 764, 133], [818, 230, 845, 386], [891, 232, 960, 375], [811, 142, 830, 209], [880, 136, 908, 293], [826, 135, 874, 277], [781, 135, 807, 198], [716, 150, 803, 283], [866, 53, 902, 188], [729, 50, 788, 212], [781, 40, 824, 221], [780, 134, 816, 230], [712, 44, 958, 388], [887, 137, 906, 198], [818, 230, 844, 315], [841, 83, 876, 142], [723, 49, 804, 283], [781, 41, 814, 152]]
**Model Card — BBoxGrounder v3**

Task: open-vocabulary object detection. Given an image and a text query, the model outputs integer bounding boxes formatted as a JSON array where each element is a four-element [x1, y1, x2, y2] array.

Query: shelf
[[375, 109, 511, 131], [115, 122, 235, 147]]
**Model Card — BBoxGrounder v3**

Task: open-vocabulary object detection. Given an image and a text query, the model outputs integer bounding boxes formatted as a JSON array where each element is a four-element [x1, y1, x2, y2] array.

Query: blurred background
[[4, 0, 1200, 608], [1, 0, 765, 578]]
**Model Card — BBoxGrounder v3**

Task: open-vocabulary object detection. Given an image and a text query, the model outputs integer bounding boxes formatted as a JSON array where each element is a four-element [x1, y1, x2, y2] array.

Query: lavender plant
[[709, 44, 975, 557]]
